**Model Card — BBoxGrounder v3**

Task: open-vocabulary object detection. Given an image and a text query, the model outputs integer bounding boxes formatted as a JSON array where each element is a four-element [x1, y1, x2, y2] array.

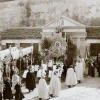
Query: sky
[[86, 0, 100, 6]]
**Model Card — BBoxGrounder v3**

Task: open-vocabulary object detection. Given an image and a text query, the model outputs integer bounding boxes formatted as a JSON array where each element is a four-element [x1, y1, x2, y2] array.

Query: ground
[[22, 77, 100, 100]]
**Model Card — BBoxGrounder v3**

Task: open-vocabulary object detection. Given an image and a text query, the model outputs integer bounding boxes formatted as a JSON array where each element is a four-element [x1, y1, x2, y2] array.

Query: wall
[[1, 39, 41, 51]]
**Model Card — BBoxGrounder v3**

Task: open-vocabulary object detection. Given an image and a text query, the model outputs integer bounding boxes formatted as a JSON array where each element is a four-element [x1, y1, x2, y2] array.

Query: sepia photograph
[[0, 0, 100, 100]]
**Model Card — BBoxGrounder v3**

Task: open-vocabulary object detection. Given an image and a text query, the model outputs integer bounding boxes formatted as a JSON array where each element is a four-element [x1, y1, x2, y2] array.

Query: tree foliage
[[41, 38, 52, 50], [25, 1, 31, 26], [65, 38, 77, 66]]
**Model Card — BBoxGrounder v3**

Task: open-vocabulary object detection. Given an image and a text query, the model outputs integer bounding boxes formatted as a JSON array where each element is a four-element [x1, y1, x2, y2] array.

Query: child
[[15, 83, 24, 100]]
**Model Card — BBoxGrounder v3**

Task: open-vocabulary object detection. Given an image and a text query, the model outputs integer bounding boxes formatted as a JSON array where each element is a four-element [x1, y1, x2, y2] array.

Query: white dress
[[34, 65, 39, 72], [12, 74, 20, 94], [53, 65, 57, 70], [0, 80, 3, 93], [37, 69, 46, 78], [48, 70, 52, 78], [0, 61, 3, 70], [66, 68, 77, 86], [49, 70, 61, 96], [31, 65, 35, 72], [38, 78, 49, 99], [0, 70, 2, 81], [81, 58, 85, 72], [75, 62, 84, 81], [41, 64, 47, 71], [48, 60, 53, 68], [58, 67, 63, 77], [22, 69, 28, 78]]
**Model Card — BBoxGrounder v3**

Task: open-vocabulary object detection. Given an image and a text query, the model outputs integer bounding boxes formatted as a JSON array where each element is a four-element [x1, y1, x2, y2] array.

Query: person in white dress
[[49, 66, 61, 97], [81, 58, 85, 74], [12, 71, 21, 94], [0, 70, 2, 82], [34, 65, 39, 77], [29, 65, 35, 73], [5, 62, 10, 77], [65, 65, 77, 88], [12, 65, 19, 74], [0, 59, 3, 71], [75, 59, 84, 83], [22, 68, 28, 83], [57, 64, 63, 78], [38, 74, 49, 100], [41, 63, 47, 71], [48, 63, 56, 82], [37, 66, 46, 82], [47, 60, 53, 70]]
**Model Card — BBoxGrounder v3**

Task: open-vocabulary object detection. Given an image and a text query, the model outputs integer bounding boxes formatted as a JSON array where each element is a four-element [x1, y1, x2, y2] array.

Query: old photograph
[[0, 0, 100, 100]]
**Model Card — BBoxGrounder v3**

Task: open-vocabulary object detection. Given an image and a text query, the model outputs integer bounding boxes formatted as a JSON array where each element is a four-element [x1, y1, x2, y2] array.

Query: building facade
[[0, 27, 42, 52], [86, 27, 100, 56], [42, 16, 87, 58]]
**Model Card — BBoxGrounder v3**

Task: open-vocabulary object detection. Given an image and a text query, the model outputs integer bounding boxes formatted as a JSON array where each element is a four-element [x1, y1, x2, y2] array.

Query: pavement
[[22, 76, 100, 100]]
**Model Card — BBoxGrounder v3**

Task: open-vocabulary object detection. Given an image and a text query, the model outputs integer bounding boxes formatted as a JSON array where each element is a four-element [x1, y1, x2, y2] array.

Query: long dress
[[65, 68, 77, 86], [38, 78, 49, 99], [61, 64, 67, 81], [12, 74, 20, 93], [26, 71, 36, 91], [41, 64, 47, 71], [3, 79, 13, 99], [75, 62, 83, 81], [37, 69, 46, 78], [34, 65, 39, 77], [49, 69, 61, 97], [15, 83, 24, 100], [0, 70, 2, 81]]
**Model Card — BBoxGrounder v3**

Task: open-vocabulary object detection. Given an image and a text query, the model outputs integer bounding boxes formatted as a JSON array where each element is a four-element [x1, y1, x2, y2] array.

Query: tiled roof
[[0, 28, 42, 39], [86, 27, 100, 39]]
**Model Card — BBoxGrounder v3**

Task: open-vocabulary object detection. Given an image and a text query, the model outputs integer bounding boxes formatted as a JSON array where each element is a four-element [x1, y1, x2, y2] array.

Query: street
[[23, 77, 100, 100]]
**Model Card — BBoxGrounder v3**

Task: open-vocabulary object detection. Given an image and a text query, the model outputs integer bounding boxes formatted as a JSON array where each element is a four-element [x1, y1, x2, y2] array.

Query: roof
[[0, 28, 42, 40], [42, 16, 85, 29], [86, 27, 100, 39]]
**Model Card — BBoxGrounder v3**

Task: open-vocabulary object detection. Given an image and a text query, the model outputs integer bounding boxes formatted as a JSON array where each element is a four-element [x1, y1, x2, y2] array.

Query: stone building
[[0, 27, 42, 52], [42, 16, 87, 58], [86, 27, 100, 56]]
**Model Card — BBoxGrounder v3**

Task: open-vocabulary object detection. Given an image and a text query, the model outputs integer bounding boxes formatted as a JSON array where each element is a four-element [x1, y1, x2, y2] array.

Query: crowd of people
[[0, 53, 86, 100]]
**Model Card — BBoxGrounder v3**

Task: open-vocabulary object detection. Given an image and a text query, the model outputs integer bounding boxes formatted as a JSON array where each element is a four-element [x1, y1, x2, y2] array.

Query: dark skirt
[[15, 84, 24, 100], [26, 72, 36, 90], [3, 80, 13, 99], [0, 92, 2, 100]]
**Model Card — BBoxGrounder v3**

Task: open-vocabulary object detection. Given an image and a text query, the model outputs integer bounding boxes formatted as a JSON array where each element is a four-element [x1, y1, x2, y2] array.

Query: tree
[[41, 38, 53, 62], [41, 38, 52, 50], [18, 0, 31, 26], [25, 1, 31, 26], [65, 37, 77, 66]]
